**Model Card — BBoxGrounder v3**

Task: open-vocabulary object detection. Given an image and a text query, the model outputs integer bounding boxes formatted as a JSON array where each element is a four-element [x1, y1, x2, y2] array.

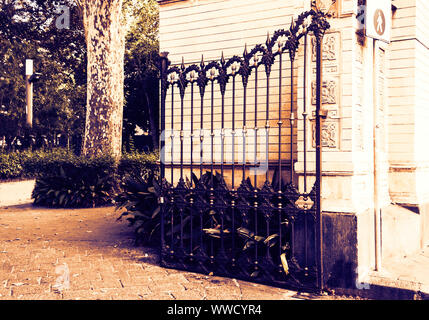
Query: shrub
[[115, 171, 234, 246], [116, 171, 161, 245], [0, 152, 24, 180], [116, 169, 291, 276], [118, 151, 159, 178], [22, 148, 72, 178], [32, 155, 118, 208], [0, 148, 158, 208], [30, 151, 158, 208], [0, 148, 72, 181]]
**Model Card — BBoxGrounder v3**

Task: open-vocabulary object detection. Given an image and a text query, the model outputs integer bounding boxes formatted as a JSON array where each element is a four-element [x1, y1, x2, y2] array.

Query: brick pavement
[[0, 204, 343, 300]]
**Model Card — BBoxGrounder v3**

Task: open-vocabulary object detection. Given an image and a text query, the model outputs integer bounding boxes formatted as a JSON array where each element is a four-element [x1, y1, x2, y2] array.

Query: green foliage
[[0, 149, 158, 182], [28, 150, 158, 208], [0, 148, 71, 180], [0, 152, 24, 180], [0, 147, 158, 208], [117, 170, 291, 273], [123, 0, 160, 150], [116, 171, 161, 245], [32, 155, 118, 208], [21, 148, 73, 178], [0, 0, 86, 148], [116, 171, 230, 246], [0, 0, 159, 152], [118, 151, 159, 177]]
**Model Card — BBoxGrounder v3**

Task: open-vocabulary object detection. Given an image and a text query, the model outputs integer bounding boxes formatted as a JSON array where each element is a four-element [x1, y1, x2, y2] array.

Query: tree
[[123, 0, 159, 150], [0, 0, 158, 155], [0, 0, 86, 151], [77, 0, 125, 160]]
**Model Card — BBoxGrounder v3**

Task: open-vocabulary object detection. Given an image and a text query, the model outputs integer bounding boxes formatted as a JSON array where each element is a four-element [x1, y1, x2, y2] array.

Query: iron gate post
[[314, 30, 325, 291], [159, 51, 169, 255]]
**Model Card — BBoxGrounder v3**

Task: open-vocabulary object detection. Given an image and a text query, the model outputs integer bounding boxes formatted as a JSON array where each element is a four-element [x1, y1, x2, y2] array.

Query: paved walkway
[[0, 180, 34, 207], [0, 203, 341, 300], [368, 245, 429, 297]]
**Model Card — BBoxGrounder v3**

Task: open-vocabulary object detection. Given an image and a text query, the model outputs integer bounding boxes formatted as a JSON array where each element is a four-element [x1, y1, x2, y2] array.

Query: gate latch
[[319, 109, 328, 119]]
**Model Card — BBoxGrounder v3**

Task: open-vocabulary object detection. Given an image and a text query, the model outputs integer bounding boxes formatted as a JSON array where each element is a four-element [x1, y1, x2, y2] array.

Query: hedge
[[0, 149, 158, 208], [0, 149, 71, 181], [31, 155, 118, 208]]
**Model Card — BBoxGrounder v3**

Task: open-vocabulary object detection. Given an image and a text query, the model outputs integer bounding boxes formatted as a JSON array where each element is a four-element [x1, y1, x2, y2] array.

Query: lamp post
[[25, 59, 33, 128], [25, 59, 41, 129]]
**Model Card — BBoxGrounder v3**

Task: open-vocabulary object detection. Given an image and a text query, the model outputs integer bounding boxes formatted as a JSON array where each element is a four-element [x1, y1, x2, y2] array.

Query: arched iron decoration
[[158, 8, 330, 291]]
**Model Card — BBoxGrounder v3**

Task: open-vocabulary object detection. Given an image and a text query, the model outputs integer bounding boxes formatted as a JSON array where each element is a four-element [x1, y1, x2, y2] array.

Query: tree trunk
[[80, 0, 124, 160]]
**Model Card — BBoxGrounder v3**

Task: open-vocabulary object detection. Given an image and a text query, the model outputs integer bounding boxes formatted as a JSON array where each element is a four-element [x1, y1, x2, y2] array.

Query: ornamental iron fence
[[157, 9, 330, 291]]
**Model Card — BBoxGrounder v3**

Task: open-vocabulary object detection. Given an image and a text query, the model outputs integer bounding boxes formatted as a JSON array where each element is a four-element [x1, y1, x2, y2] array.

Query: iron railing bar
[[190, 79, 195, 257], [232, 74, 236, 188], [242, 84, 247, 182], [159, 53, 168, 256], [303, 35, 308, 193], [199, 56, 206, 179], [253, 61, 259, 272], [277, 49, 283, 274], [180, 86, 184, 182], [290, 57, 294, 186], [303, 34, 309, 276], [231, 70, 237, 266], [200, 94, 204, 178], [278, 51, 283, 191], [254, 62, 258, 188], [210, 78, 214, 187], [221, 81, 225, 178], [209, 75, 215, 268], [170, 84, 175, 185], [190, 81, 194, 185], [265, 60, 270, 183]]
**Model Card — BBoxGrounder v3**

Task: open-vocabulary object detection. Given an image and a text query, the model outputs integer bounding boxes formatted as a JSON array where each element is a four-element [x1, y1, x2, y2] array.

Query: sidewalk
[[366, 246, 429, 299], [0, 203, 338, 300], [0, 179, 34, 207]]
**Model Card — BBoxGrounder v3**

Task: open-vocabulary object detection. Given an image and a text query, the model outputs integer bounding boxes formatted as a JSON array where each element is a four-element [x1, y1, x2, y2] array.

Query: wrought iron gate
[[158, 9, 330, 291]]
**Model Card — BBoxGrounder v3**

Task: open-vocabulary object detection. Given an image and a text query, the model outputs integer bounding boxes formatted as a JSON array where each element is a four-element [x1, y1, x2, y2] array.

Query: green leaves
[[0, 1, 86, 144], [0, 148, 70, 181], [202, 228, 231, 239], [117, 169, 293, 276], [115, 171, 161, 246], [122, 0, 160, 151], [236, 227, 279, 252], [31, 154, 121, 208], [280, 253, 289, 275]]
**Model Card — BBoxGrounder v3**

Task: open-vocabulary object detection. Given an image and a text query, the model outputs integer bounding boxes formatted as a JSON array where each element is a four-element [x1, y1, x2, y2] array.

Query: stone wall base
[[322, 204, 426, 291], [381, 205, 421, 262], [322, 211, 358, 289]]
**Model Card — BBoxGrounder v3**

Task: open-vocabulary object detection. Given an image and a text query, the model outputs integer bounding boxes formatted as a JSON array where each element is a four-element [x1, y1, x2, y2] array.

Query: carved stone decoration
[[311, 79, 337, 105], [315, 0, 339, 17], [311, 33, 338, 62], [312, 121, 338, 148], [322, 122, 337, 148]]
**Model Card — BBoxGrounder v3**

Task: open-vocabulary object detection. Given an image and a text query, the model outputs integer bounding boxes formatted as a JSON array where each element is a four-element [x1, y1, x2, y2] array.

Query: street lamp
[[25, 59, 41, 129], [25, 59, 33, 128]]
